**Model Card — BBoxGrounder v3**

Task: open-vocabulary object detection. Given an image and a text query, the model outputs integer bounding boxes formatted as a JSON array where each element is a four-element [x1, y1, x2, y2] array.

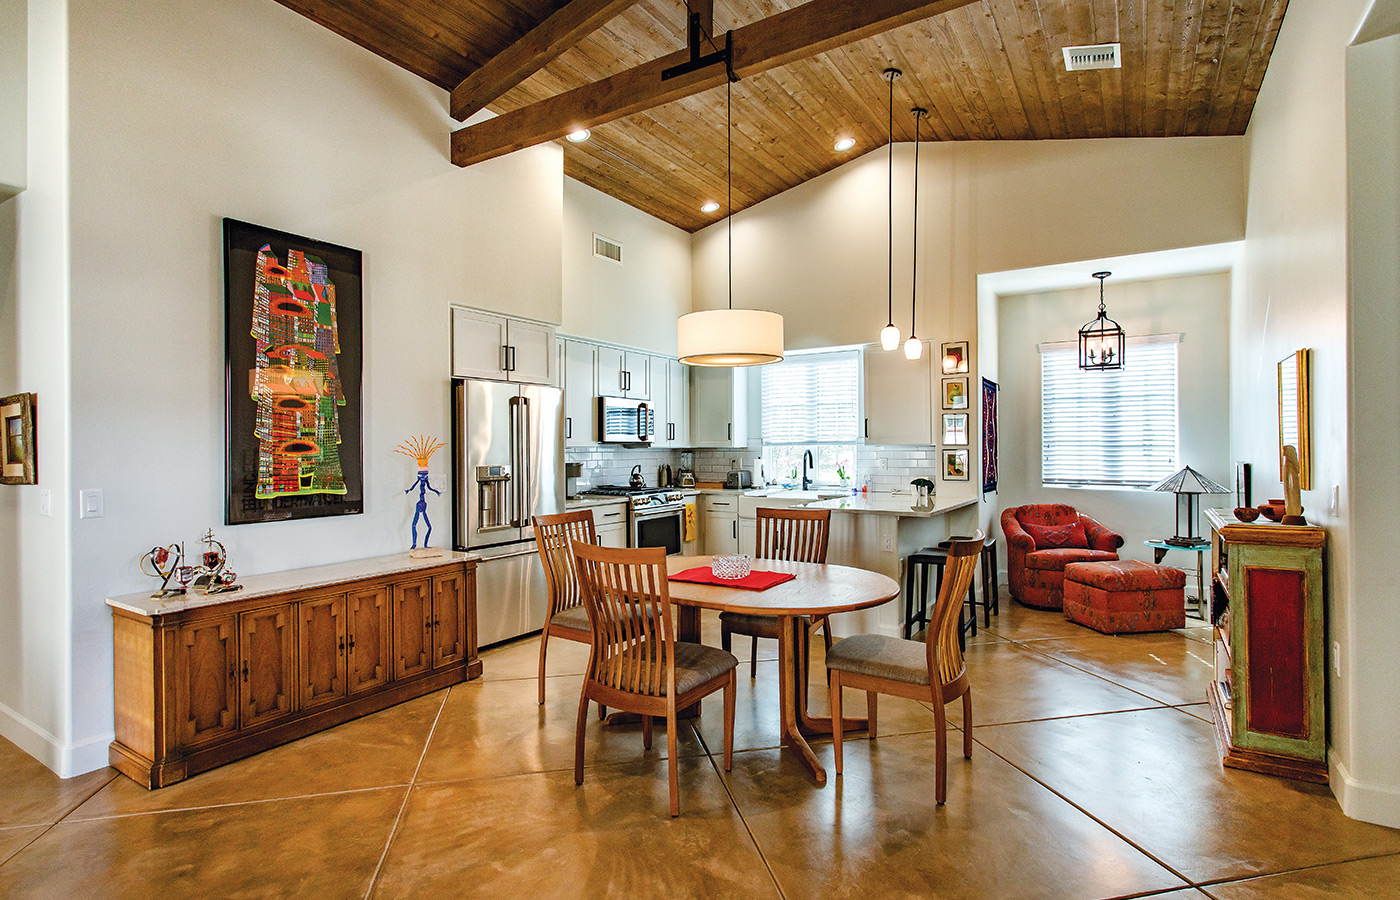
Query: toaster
[[724, 470, 753, 489]]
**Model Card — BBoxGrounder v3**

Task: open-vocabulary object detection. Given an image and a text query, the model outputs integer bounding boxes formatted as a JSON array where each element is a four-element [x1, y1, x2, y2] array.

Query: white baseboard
[[1330, 747, 1400, 829], [0, 700, 113, 779]]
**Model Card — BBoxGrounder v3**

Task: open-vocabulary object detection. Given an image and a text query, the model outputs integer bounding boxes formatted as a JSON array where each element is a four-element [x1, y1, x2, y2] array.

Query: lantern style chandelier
[[677, 75, 784, 366], [1079, 271, 1125, 370]]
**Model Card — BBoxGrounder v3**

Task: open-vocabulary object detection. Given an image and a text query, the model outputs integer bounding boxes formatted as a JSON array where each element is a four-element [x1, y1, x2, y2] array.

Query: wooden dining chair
[[826, 531, 984, 804], [720, 507, 832, 677], [532, 510, 598, 706], [571, 541, 738, 817]]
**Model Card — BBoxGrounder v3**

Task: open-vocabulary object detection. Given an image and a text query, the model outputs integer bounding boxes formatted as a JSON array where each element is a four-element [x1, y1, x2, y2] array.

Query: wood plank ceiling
[[278, 0, 1289, 232]]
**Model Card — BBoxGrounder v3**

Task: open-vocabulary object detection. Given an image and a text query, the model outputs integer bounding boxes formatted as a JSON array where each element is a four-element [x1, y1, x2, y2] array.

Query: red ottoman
[[1062, 561, 1186, 634]]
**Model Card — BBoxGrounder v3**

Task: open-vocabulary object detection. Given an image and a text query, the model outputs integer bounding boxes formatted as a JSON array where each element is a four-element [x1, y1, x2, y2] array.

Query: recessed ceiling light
[[566, 129, 591, 143], [700, 201, 720, 214], [834, 137, 856, 152]]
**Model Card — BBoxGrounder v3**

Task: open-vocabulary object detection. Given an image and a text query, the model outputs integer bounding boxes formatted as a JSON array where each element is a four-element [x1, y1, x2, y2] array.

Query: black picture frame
[[223, 218, 364, 525], [1235, 461, 1252, 509]]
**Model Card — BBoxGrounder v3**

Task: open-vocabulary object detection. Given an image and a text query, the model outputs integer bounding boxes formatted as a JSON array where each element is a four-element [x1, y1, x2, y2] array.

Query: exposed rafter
[[450, 0, 982, 168], [449, 0, 641, 122]]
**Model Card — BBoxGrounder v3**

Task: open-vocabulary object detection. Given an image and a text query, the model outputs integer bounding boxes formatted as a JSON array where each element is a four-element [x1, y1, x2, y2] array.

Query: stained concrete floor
[[1, 597, 1397, 899]]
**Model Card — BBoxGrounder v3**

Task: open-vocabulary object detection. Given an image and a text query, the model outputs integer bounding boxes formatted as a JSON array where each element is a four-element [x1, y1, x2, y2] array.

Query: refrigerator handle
[[509, 395, 523, 527], [521, 395, 533, 524]]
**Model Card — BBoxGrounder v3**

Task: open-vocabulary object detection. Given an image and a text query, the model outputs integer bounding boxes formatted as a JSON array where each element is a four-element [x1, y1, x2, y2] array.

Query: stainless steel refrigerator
[[452, 378, 564, 646]]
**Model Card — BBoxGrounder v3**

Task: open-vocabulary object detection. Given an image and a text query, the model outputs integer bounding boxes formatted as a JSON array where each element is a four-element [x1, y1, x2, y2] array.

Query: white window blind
[[761, 350, 861, 444], [1039, 336, 1179, 487]]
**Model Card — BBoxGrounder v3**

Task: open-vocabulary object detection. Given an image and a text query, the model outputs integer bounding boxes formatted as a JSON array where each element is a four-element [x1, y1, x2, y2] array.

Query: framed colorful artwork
[[941, 341, 969, 374], [942, 377, 969, 410], [943, 449, 970, 481], [0, 392, 37, 485], [223, 219, 364, 525], [942, 413, 969, 446]]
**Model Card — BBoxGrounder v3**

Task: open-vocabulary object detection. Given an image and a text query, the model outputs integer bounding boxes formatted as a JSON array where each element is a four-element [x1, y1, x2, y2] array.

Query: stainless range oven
[[578, 486, 685, 555]]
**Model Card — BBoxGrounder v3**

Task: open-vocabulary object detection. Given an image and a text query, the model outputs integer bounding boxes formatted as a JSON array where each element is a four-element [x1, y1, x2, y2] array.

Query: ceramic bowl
[[711, 554, 752, 580], [1233, 507, 1261, 522]]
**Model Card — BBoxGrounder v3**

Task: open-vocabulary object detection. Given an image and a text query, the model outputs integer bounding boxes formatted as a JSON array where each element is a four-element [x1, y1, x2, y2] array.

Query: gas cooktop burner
[[580, 485, 663, 496]]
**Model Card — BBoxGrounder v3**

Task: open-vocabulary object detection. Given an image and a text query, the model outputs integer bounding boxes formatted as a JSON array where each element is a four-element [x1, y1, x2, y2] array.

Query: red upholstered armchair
[[1001, 504, 1124, 609]]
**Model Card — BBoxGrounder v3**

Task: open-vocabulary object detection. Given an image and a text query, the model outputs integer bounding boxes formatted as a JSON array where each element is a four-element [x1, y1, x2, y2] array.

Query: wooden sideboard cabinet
[[1205, 509, 1326, 783], [108, 553, 481, 788]]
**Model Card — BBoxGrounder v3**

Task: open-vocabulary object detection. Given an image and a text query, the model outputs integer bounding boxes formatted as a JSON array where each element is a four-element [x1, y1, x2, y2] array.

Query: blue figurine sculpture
[[396, 435, 446, 553]]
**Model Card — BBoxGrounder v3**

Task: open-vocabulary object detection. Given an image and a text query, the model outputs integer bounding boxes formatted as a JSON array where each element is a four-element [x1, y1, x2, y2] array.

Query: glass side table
[[1143, 539, 1210, 621]]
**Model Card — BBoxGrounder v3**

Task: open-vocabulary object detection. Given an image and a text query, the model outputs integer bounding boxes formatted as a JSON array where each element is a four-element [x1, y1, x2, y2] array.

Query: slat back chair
[[723, 507, 832, 677], [571, 541, 736, 816], [827, 532, 984, 805], [532, 510, 597, 705]]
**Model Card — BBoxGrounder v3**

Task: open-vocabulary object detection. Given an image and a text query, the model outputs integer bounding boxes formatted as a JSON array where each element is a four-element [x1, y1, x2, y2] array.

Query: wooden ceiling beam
[[450, 0, 641, 121], [451, 0, 983, 167]]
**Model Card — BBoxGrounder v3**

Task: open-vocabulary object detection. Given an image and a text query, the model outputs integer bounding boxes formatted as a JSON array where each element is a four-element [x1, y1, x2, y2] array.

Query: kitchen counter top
[[802, 495, 978, 518], [565, 496, 631, 509], [107, 550, 478, 617]]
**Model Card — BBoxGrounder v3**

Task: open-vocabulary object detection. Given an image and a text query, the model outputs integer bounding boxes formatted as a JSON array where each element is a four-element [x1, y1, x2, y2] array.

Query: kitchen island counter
[[804, 495, 977, 518]]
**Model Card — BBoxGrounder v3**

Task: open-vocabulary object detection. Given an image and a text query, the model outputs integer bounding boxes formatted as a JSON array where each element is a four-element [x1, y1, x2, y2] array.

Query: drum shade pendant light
[[904, 107, 928, 360], [879, 67, 903, 352], [678, 76, 784, 367], [1079, 271, 1126, 370]]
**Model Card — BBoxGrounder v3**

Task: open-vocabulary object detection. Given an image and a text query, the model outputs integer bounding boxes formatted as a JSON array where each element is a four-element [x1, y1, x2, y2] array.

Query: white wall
[[1235, 0, 1379, 822], [51, 0, 564, 771], [692, 136, 1246, 516], [0, 0, 25, 198], [0, 0, 75, 773], [1343, 4, 1400, 827], [562, 177, 690, 354], [996, 272, 1233, 565]]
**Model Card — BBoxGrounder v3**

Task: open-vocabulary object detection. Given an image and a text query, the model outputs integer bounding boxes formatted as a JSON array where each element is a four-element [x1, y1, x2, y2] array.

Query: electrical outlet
[[881, 533, 894, 552], [39, 489, 52, 517], [1332, 641, 1341, 678], [876, 458, 888, 470]]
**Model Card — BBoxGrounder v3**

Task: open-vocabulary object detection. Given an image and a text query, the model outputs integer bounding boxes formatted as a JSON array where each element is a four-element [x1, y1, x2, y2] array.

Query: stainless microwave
[[598, 395, 655, 444]]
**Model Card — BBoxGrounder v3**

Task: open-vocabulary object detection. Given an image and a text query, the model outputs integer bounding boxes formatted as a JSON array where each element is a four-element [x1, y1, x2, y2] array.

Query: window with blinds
[[761, 350, 861, 485], [1040, 335, 1180, 488]]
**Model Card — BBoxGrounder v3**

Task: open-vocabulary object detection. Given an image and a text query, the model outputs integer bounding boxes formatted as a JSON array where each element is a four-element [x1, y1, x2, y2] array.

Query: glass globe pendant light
[[879, 67, 902, 352]]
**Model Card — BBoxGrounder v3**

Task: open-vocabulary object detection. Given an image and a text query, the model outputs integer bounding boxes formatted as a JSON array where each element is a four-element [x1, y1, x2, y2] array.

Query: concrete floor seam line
[[45, 772, 117, 827], [967, 731, 1198, 890], [1010, 638, 1192, 708], [0, 771, 122, 869], [1187, 848, 1400, 891], [961, 704, 1169, 729], [362, 685, 452, 900], [50, 784, 417, 823], [692, 720, 789, 900]]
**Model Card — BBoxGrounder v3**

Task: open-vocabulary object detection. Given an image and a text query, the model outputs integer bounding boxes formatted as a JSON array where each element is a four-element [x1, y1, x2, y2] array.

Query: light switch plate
[[39, 489, 52, 517], [79, 489, 104, 519]]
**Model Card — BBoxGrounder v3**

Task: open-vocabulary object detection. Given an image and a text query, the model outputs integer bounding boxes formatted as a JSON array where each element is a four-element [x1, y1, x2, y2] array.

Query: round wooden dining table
[[664, 555, 899, 784]]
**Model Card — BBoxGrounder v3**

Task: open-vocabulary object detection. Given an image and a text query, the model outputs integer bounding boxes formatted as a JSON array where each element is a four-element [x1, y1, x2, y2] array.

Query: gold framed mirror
[[1278, 349, 1311, 490]]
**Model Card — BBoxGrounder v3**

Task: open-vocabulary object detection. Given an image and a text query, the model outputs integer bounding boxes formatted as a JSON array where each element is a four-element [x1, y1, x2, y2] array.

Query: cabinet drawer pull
[[338, 637, 345, 656], [347, 636, 356, 652], [566, 417, 572, 439], [241, 662, 249, 683]]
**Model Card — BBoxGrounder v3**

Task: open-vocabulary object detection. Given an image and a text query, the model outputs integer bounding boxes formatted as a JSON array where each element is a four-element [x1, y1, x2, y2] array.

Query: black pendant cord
[[886, 71, 895, 330], [727, 76, 733, 311]]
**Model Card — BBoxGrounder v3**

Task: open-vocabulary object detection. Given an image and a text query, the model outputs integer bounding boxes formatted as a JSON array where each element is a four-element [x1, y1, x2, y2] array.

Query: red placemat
[[669, 566, 796, 591]]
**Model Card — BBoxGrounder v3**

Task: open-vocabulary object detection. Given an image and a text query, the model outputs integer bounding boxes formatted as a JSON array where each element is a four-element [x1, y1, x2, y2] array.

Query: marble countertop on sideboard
[[107, 550, 478, 617]]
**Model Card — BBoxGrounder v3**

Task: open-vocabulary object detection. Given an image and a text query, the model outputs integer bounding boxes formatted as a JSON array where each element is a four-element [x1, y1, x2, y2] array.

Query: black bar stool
[[902, 536, 999, 647]]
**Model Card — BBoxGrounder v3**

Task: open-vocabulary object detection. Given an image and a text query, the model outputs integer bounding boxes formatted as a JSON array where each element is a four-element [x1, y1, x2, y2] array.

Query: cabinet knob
[[241, 662, 249, 683], [348, 636, 356, 652], [338, 636, 345, 656]]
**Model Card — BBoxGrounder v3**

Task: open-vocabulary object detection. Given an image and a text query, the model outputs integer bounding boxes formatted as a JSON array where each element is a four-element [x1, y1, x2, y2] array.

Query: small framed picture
[[1, 392, 37, 485], [942, 377, 969, 410], [943, 449, 970, 481], [942, 413, 969, 446], [1235, 461, 1252, 508], [941, 341, 969, 374]]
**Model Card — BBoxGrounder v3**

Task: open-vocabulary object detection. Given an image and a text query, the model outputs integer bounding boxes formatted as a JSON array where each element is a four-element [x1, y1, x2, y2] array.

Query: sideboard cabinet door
[[432, 572, 467, 669], [175, 616, 239, 748], [299, 594, 347, 711], [239, 605, 296, 729], [393, 578, 433, 680], [346, 585, 391, 695]]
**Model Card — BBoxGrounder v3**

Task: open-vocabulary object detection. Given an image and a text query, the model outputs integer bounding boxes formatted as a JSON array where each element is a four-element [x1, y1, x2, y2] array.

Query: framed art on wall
[[943, 449, 970, 481], [941, 341, 968, 374], [981, 377, 998, 494], [942, 413, 969, 446], [224, 219, 364, 525], [0, 393, 37, 485], [942, 377, 969, 410]]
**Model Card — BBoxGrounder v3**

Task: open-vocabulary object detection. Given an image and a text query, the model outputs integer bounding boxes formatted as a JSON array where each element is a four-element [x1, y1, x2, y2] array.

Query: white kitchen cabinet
[[737, 517, 756, 557], [560, 340, 598, 448], [593, 502, 628, 548], [701, 495, 739, 556], [452, 308, 556, 386], [596, 347, 651, 399], [863, 341, 933, 445], [665, 358, 690, 447], [690, 366, 755, 448]]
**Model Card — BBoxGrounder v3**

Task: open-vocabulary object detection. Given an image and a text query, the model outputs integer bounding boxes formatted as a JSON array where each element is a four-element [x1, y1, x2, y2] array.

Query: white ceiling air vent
[[1062, 43, 1122, 72], [593, 233, 623, 264]]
